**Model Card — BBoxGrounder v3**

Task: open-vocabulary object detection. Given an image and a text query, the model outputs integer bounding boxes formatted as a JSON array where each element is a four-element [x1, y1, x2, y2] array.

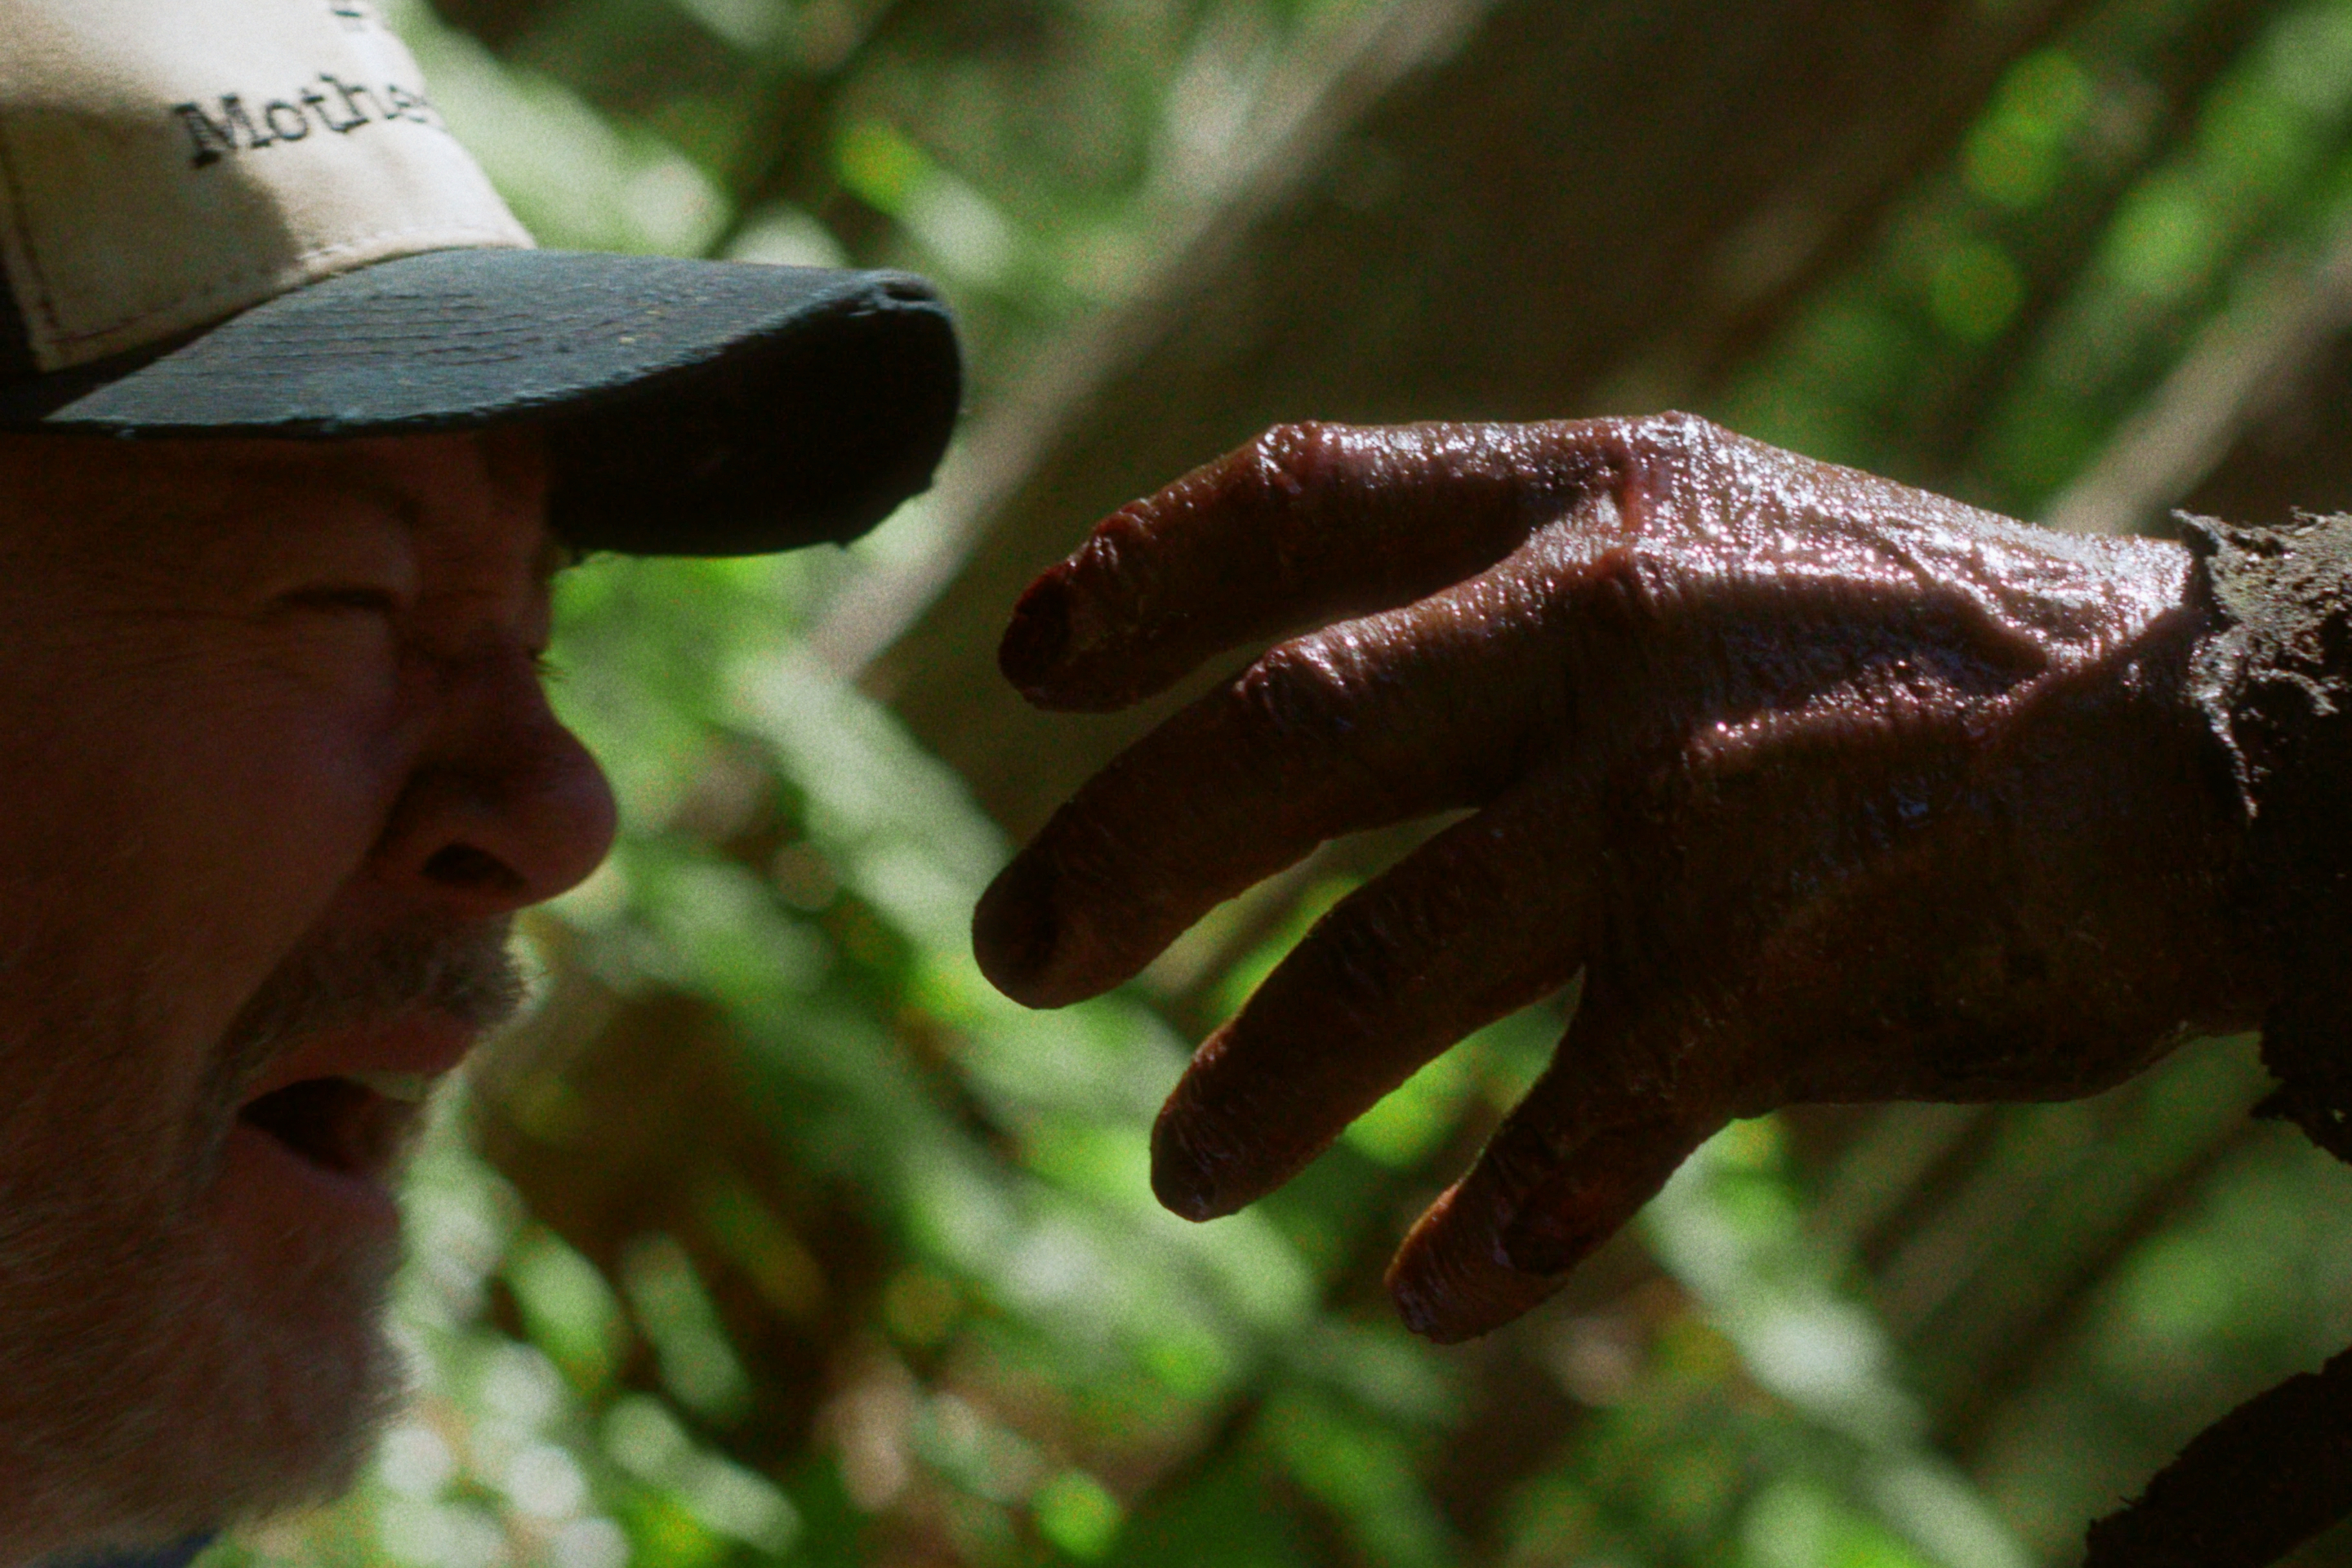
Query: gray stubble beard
[[0, 917, 522, 1561]]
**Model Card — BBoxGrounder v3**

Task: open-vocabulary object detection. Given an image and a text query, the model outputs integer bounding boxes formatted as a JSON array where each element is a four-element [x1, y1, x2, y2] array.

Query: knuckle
[[1571, 411, 1731, 507], [1568, 540, 1668, 636], [1077, 501, 1152, 574], [1233, 635, 1357, 739], [1246, 421, 1338, 502], [1602, 408, 1716, 457], [1227, 630, 1435, 814]]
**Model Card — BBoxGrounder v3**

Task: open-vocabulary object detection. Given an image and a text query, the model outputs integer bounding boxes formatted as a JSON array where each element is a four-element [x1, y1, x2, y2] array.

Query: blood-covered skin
[[973, 412, 2276, 1343]]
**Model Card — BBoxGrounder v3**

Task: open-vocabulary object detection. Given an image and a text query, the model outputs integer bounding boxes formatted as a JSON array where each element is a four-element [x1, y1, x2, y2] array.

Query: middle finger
[[973, 539, 1607, 1008]]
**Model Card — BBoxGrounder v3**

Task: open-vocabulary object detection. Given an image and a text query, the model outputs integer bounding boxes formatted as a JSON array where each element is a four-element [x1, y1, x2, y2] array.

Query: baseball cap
[[0, 0, 961, 556]]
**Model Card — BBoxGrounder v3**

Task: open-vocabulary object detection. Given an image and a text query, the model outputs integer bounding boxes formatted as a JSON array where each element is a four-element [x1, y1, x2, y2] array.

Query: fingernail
[[999, 574, 1072, 693], [972, 856, 1059, 1000], [1149, 1114, 1228, 1221], [1150, 1152, 1219, 1222], [1385, 1223, 1494, 1347], [1391, 1275, 1446, 1340]]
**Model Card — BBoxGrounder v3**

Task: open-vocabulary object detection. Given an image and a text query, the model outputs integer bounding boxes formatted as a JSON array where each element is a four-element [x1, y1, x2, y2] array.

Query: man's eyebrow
[[167, 466, 419, 537], [213, 444, 444, 539], [83, 470, 384, 568]]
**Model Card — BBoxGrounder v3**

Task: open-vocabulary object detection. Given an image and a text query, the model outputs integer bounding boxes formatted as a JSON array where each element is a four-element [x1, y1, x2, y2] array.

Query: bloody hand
[[971, 413, 2272, 1342]]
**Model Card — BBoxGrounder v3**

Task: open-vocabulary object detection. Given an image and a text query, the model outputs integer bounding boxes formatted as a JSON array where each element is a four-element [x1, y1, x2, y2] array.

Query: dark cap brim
[[0, 248, 962, 557]]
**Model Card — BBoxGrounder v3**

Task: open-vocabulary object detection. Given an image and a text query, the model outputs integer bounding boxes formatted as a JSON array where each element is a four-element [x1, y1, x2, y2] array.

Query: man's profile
[[0, 0, 954, 1555]]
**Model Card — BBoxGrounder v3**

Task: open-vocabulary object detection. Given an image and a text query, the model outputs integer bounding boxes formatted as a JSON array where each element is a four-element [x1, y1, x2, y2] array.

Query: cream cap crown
[[0, 0, 960, 561], [0, 0, 529, 372]]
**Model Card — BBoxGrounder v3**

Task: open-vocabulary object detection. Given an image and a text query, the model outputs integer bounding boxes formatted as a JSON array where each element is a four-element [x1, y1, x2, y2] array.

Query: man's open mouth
[[236, 1072, 432, 1178]]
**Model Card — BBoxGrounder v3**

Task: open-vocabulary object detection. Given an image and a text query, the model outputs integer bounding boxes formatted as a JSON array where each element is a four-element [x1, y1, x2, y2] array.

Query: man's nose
[[372, 651, 620, 918]]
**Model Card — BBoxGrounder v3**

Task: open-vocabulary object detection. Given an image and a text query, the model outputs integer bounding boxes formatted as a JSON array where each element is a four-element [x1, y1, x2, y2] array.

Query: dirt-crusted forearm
[[986, 419, 2347, 1566], [2078, 514, 2352, 1568], [2185, 511, 2352, 1156]]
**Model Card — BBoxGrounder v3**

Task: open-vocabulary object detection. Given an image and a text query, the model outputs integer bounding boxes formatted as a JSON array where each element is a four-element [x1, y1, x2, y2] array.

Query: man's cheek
[[131, 702, 410, 1026], [197, 710, 408, 916]]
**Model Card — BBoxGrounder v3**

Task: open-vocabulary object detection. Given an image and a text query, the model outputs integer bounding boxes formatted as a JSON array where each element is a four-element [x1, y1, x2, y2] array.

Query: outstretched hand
[[972, 414, 2271, 1342]]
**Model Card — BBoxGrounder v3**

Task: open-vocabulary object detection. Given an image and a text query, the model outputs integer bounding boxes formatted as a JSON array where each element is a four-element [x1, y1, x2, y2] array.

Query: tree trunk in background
[[869, 0, 2088, 841], [2184, 328, 2352, 526]]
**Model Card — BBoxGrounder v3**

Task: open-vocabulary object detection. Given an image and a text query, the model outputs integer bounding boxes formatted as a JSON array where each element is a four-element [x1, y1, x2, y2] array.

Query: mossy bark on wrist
[[2185, 510, 2352, 1161], [2082, 512, 2352, 1566]]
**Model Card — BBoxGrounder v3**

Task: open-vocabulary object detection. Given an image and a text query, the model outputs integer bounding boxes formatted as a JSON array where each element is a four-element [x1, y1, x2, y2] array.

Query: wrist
[[2183, 510, 2352, 1157]]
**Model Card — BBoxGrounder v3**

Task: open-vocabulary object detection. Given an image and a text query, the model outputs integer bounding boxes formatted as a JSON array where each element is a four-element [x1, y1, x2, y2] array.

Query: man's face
[[0, 430, 617, 1555]]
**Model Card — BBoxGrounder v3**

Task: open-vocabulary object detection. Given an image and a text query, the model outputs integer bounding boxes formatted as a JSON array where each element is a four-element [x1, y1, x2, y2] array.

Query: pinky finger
[[1384, 996, 1724, 1343]]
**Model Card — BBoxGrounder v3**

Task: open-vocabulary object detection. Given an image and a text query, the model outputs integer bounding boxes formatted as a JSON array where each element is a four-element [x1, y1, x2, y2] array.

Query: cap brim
[[0, 249, 962, 557]]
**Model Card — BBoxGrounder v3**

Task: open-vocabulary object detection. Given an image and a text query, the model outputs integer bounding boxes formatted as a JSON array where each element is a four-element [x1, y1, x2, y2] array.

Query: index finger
[[1000, 420, 1610, 711]]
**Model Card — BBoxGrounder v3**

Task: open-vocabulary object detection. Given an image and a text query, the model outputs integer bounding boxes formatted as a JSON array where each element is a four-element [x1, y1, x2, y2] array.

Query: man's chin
[[201, 1129, 408, 1508], [0, 1145, 405, 1557], [218, 1117, 408, 1249]]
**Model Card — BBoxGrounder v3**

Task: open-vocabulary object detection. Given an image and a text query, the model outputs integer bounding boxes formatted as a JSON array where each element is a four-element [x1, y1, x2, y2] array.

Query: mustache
[[197, 918, 526, 1147]]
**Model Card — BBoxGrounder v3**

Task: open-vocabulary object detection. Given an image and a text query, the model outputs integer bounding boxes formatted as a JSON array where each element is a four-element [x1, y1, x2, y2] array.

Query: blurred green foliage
[[206, 1, 2352, 1565]]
